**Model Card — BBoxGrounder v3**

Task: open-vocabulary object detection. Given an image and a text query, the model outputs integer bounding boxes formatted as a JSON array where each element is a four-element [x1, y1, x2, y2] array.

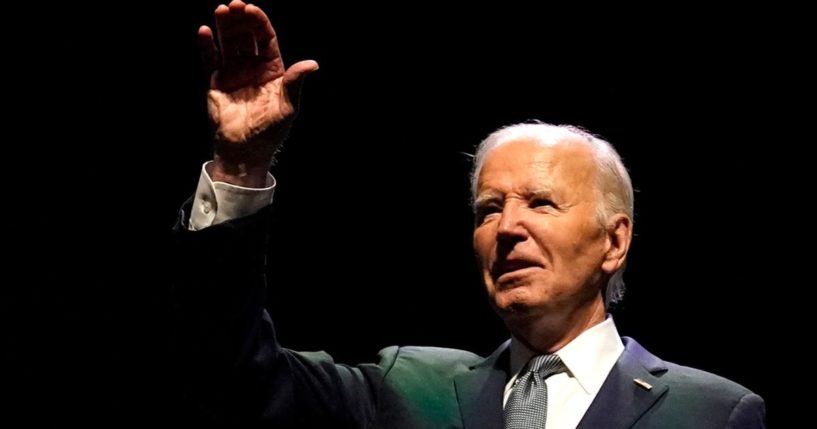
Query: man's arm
[[171, 203, 387, 426], [170, 3, 387, 426]]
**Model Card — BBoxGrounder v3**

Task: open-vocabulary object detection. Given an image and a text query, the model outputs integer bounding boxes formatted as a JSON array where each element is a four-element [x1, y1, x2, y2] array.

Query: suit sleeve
[[169, 200, 389, 427], [725, 392, 766, 429]]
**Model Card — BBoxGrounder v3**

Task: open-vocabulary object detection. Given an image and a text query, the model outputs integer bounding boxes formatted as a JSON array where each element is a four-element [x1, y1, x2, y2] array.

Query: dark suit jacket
[[171, 204, 766, 428]]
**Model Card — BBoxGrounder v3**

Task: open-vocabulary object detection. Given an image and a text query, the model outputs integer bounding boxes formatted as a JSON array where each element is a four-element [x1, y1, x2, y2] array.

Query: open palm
[[199, 1, 318, 170]]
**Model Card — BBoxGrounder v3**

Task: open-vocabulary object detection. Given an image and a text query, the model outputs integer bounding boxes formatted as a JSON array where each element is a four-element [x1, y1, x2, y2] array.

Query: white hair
[[470, 122, 634, 306]]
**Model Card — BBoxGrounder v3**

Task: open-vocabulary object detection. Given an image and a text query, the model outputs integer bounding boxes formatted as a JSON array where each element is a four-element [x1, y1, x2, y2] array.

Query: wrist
[[211, 154, 271, 188]]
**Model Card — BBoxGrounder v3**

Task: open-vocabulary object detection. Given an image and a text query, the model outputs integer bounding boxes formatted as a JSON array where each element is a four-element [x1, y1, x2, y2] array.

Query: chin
[[491, 287, 543, 316]]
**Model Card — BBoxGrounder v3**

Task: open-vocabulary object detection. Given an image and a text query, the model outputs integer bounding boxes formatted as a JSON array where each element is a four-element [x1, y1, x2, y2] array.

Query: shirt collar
[[510, 316, 624, 395]]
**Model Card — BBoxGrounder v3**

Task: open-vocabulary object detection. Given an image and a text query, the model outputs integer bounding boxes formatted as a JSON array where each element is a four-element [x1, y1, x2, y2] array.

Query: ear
[[601, 213, 632, 274]]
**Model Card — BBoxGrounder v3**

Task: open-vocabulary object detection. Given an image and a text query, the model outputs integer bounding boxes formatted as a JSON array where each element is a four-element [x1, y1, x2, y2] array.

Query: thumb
[[283, 60, 320, 107]]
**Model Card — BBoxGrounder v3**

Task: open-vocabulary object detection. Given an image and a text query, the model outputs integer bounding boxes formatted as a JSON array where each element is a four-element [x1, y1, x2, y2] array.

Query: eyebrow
[[526, 188, 554, 200], [474, 191, 503, 208]]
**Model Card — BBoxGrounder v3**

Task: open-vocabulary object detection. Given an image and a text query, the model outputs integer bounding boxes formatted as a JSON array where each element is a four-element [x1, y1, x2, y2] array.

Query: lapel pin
[[633, 378, 653, 391]]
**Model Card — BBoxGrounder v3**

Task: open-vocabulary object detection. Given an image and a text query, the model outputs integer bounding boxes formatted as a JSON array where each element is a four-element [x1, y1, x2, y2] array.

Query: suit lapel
[[577, 337, 669, 429], [453, 340, 510, 429]]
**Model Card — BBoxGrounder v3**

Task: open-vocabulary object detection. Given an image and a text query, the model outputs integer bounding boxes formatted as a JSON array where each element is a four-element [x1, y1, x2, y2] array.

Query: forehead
[[476, 139, 597, 193]]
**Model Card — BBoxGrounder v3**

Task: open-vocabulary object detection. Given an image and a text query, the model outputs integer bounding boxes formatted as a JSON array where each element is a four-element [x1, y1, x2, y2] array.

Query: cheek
[[473, 230, 494, 268], [549, 219, 601, 255]]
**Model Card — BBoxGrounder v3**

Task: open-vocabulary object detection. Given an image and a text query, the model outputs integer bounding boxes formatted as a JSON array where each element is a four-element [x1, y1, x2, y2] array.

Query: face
[[473, 140, 612, 322]]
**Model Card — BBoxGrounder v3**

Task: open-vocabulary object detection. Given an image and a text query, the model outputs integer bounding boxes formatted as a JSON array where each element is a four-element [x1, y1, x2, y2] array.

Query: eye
[[530, 198, 554, 209], [476, 204, 501, 224]]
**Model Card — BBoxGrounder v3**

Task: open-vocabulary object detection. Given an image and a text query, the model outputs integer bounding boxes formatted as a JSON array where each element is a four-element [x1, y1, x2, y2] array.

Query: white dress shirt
[[504, 317, 624, 429], [189, 161, 276, 231], [189, 162, 625, 428]]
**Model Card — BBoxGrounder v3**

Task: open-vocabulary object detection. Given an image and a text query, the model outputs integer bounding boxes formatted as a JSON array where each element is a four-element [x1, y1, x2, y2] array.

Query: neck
[[506, 295, 606, 354]]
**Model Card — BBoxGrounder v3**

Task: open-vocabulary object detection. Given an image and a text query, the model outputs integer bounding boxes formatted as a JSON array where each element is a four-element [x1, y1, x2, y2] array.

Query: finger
[[226, 0, 257, 55], [244, 3, 282, 62], [197, 26, 218, 74], [283, 60, 320, 106], [214, 2, 256, 63]]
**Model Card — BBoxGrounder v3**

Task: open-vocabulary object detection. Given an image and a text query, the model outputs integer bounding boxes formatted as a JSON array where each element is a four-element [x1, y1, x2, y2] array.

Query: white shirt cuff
[[188, 161, 276, 231]]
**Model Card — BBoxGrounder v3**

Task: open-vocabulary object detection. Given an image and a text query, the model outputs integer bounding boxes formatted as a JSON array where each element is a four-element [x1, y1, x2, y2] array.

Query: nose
[[496, 202, 528, 244]]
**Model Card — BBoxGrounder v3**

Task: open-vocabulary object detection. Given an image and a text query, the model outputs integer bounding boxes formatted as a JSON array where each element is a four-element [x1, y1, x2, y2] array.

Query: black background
[[8, 1, 804, 425]]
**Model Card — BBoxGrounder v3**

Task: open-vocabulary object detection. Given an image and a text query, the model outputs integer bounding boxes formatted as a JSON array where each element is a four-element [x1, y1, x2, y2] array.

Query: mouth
[[491, 259, 542, 280]]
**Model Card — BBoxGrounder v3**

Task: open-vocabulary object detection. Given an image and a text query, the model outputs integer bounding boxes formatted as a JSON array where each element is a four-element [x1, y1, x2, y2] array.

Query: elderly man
[[173, 2, 766, 427]]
